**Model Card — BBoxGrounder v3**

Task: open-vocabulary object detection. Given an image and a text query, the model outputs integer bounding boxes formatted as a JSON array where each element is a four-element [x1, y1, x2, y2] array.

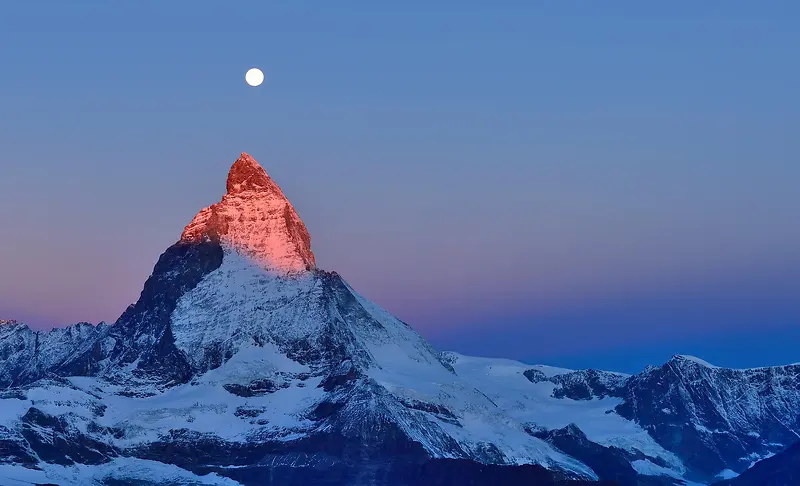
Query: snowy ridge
[[0, 320, 110, 388], [617, 353, 800, 479], [672, 355, 719, 368]]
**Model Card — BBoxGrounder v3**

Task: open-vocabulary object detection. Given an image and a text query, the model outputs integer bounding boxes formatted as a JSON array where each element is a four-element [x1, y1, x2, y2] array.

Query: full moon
[[245, 68, 264, 87]]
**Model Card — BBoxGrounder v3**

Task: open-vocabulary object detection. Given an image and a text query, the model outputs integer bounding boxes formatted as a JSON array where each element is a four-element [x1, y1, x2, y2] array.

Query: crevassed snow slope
[[444, 352, 689, 478]]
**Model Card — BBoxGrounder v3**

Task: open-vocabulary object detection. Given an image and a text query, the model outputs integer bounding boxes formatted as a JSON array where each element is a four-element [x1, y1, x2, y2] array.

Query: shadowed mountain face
[[0, 321, 112, 388], [712, 441, 800, 486], [615, 355, 800, 478], [0, 154, 797, 486]]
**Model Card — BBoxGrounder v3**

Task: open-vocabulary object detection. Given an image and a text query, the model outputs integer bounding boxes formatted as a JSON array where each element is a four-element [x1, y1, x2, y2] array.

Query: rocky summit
[[181, 152, 316, 274], [0, 153, 797, 486]]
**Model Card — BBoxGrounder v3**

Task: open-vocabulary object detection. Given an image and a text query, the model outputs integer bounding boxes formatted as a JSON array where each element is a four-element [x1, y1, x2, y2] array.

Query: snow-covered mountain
[[616, 355, 800, 479], [0, 153, 797, 486], [0, 320, 111, 388]]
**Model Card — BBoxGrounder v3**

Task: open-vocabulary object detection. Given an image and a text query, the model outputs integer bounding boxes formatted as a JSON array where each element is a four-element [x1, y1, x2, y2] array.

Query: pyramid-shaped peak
[[226, 152, 278, 195], [181, 152, 316, 273]]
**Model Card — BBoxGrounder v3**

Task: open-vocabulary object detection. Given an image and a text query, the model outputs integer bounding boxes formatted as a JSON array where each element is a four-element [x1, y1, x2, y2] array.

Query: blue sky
[[1, 2, 798, 372]]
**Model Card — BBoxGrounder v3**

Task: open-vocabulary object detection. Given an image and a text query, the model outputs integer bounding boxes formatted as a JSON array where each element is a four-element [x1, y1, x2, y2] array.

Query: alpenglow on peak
[[226, 152, 279, 195], [180, 152, 316, 273]]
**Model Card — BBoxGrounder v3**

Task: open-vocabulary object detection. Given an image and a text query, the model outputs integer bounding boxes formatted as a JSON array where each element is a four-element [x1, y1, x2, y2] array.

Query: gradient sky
[[1, 2, 798, 373]]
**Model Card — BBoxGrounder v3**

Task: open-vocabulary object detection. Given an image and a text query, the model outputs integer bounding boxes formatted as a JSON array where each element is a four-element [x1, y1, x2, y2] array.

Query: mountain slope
[[615, 355, 800, 479], [713, 441, 800, 486], [442, 353, 690, 486], [0, 320, 111, 388]]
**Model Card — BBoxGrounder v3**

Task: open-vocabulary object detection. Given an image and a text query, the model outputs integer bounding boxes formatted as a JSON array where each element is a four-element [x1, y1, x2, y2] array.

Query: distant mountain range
[[1, 153, 797, 486]]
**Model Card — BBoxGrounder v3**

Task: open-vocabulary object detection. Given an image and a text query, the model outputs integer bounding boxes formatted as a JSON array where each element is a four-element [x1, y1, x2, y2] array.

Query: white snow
[[715, 468, 739, 479], [0, 396, 31, 427], [66, 351, 326, 447], [445, 352, 689, 477], [675, 355, 720, 368], [747, 451, 775, 468], [631, 459, 682, 478], [171, 250, 321, 368], [0, 457, 240, 485]]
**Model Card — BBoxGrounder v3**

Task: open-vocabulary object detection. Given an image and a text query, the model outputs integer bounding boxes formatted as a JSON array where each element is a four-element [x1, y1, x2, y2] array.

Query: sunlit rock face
[[180, 152, 316, 274]]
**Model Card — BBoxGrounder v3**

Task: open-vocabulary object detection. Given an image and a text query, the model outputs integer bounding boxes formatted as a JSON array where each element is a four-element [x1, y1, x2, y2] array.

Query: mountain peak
[[670, 354, 719, 369], [180, 153, 316, 273], [226, 152, 277, 195]]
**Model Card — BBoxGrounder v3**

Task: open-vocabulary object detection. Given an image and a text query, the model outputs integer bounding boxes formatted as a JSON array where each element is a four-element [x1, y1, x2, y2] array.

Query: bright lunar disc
[[245, 68, 264, 87]]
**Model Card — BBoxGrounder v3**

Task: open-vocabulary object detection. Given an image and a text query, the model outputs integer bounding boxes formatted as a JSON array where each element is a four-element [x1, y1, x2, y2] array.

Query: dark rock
[[550, 370, 628, 400], [400, 399, 461, 426], [523, 368, 628, 400], [107, 240, 224, 385], [309, 400, 346, 420], [524, 369, 548, 383], [713, 440, 800, 486], [319, 361, 361, 392], [224, 379, 285, 397], [235, 406, 266, 418], [533, 424, 680, 486], [20, 407, 118, 466], [0, 425, 38, 466]]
